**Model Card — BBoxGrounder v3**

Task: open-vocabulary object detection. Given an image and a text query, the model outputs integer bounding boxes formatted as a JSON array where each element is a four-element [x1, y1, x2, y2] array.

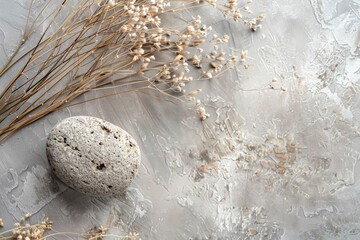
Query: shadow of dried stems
[[0, 0, 263, 142]]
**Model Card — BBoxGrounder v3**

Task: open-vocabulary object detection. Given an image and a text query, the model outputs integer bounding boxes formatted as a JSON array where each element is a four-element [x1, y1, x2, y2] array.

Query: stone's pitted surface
[[46, 116, 140, 196]]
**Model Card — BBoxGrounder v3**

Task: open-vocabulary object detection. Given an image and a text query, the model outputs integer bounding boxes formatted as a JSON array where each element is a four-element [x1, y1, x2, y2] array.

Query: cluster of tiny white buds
[[240, 50, 248, 61], [244, 6, 253, 14], [191, 55, 202, 68], [197, 107, 210, 120], [102, 0, 261, 121], [187, 88, 202, 101], [245, 14, 265, 31], [12, 217, 52, 240], [212, 34, 230, 44]]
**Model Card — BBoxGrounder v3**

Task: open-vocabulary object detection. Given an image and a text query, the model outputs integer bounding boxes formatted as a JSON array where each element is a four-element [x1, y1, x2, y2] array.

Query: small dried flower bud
[[141, 63, 149, 69], [150, 6, 159, 13], [174, 86, 182, 92], [174, 55, 185, 62], [240, 50, 248, 60], [0, 218, 3, 227], [108, 0, 116, 6], [222, 34, 230, 42], [178, 72, 185, 79], [257, 14, 265, 22], [230, 55, 238, 61], [188, 89, 202, 98], [192, 38, 205, 46], [210, 62, 219, 68], [186, 25, 195, 33], [179, 51, 190, 55], [205, 72, 213, 78], [198, 107, 210, 121]]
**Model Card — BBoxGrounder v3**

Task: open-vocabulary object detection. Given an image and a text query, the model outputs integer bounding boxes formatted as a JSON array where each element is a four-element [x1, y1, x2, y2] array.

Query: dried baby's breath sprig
[[244, 14, 265, 31], [0, 215, 52, 240], [0, 0, 262, 142], [0, 215, 140, 240], [0, 219, 3, 228], [12, 218, 52, 240], [125, 231, 141, 240], [85, 226, 108, 240]]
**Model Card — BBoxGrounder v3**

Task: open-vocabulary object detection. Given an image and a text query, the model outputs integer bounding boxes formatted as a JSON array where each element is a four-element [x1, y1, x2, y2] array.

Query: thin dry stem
[[0, 0, 261, 142]]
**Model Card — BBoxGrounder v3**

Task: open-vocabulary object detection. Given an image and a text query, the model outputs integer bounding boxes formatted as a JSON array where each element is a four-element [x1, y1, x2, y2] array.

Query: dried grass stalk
[[0, 0, 263, 142]]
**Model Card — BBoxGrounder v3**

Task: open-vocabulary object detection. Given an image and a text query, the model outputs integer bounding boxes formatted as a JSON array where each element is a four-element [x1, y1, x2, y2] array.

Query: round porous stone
[[46, 116, 140, 196]]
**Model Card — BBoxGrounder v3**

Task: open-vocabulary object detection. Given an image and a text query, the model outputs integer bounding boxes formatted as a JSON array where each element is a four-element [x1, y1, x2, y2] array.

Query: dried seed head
[[210, 62, 219, 68], [108, 0, 116, 6], [205, 72, 213, 78], [240, 50, 248, 61], [198, 107, 210, 120]]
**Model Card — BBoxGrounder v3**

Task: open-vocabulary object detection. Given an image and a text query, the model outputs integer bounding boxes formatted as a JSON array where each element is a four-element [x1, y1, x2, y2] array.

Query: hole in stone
[[63, 137, 67, 143], [108, 185, 113, 189], [96, 163, 106, 170], [83, 180, 90, 184], [90, 131, 94, 134], [99, 142, 103, 145], [129, 142, 134, 147], [101, 125, 111, 133]]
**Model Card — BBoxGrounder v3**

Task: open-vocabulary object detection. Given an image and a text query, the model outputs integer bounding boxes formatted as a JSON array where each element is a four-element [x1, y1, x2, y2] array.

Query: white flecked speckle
[[46, 116, 140, 196]]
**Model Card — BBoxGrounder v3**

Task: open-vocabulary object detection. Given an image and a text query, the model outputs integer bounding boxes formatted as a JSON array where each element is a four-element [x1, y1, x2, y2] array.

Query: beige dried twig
[[0, 0, 261, 142]]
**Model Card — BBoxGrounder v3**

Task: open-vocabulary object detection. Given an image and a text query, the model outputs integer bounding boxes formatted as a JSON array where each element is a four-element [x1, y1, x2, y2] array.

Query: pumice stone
[[46, 116, 141, 196]]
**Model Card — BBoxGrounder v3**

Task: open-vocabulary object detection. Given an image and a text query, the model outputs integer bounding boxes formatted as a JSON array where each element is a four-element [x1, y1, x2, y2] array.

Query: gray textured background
[[1, 0, 360, 239]]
